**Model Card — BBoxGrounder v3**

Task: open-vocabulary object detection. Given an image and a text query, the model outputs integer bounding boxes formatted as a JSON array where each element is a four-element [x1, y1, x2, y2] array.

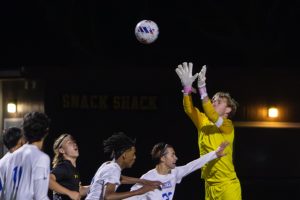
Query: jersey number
[[12, 166, 23, 192], [162, 192, 173, 200]]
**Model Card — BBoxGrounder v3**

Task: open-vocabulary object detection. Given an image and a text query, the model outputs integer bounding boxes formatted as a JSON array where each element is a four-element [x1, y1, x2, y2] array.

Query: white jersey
[[4, 144, 50, 200], [85, 161, 121, 200], [125, 151, 217, 200], [0, 152, 12, 198]]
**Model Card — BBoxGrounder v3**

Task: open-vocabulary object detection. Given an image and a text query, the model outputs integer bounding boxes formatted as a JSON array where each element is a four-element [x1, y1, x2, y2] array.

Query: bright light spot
[[268, 107, 278, 118], [7, 103, 17, 113]]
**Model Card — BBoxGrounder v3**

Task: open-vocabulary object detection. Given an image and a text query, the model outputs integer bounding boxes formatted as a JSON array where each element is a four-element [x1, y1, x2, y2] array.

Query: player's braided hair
[[103, 132, 136, 160]]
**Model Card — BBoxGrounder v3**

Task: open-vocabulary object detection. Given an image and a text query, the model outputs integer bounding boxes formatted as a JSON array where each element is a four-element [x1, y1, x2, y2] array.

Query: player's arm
[[175, 62, 204, 129], [104, 183, 157, 200], [33, 156, 51, 200], [33, 155, 51, 200], [197, 65, 233, 134], [79, 183, 90, 197], [183, 95, 205, 129], [175, 141, 229, 180], [34, 177, 50, 200], [49, 173, 81, 200], [120, 175, 161, 186]]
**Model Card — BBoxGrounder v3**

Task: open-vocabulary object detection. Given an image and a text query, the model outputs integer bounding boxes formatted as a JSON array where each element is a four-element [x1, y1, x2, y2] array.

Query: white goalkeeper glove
[[197, 65, 208, 99], [175, 62, 198, 94], [197, 65, 207, 88]]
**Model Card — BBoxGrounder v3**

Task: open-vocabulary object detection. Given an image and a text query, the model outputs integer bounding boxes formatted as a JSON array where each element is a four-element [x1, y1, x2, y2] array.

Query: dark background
[[1, 0, 300, 199], [1, 0, 300, 67]]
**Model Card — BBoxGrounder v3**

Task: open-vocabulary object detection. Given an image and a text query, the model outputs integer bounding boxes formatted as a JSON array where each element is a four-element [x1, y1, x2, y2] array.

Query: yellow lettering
[[148, 96, 157, 110], [80, 96, 89, 109], [62, 94, 70, 108], [98, 95, 108, 109], [131, 96, 139, 109], [113, 96, 120, 110]]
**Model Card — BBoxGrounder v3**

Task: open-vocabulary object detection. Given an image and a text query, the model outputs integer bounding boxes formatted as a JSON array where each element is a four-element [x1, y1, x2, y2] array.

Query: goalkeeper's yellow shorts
[[205, 178, 241, 200]]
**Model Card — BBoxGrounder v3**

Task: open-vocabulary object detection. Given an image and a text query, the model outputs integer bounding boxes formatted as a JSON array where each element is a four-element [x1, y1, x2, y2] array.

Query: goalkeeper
[[175, 62, 241, 200]]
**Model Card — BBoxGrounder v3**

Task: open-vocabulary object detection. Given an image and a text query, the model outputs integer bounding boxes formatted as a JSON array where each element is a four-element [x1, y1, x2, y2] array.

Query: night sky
[[1, 0, 300, 68]]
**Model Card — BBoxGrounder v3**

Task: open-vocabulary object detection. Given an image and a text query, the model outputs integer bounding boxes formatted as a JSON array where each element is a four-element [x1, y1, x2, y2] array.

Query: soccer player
[[0, 127, 24, 198], [85, 132, 161, 200], [3, 112, 51, 200], [50, 133, 89, 200], [125, 141, 229, 200], [175, 62, 242, 200]]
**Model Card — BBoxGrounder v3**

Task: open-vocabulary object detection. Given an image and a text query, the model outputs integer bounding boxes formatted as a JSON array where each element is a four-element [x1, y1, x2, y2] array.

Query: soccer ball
[[135, 20, 159, 44]]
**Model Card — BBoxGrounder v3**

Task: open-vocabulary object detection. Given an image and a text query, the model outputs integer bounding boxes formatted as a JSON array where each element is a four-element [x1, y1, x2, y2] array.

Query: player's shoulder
[[34, 151, 50, 166], [99, 161, 121, 173], [141, 168, 158, 179], [0, 152, 11, 165], [55, 160, 72, 169], [25, 145, 50, 165]]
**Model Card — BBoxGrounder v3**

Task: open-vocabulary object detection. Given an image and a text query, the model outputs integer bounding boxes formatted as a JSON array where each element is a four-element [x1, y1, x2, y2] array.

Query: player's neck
[[64, 156, 77, 167], [31, 140, 44, 150], [115, 159, 127, 170], [156, 164, 171, 175], [9, 146, 18, 153]]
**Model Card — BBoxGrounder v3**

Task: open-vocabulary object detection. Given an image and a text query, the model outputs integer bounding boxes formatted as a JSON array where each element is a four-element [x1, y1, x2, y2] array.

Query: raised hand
[[215, 141, 230, 157], [175, 62, 198, 89], [197, 65, 207, 88]]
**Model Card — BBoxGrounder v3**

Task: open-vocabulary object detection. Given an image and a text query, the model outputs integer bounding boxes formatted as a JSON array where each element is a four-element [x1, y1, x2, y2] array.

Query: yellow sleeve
[[183, 95, 205, 129], [202, 100, 233, 134]]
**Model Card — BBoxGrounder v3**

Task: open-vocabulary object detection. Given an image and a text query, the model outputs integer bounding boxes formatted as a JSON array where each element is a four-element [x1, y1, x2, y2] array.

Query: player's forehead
[[126, 146, 136, 153], [213, 96, 227, 103], [165, 147, 175, 154], [62, 136, 76, 145]]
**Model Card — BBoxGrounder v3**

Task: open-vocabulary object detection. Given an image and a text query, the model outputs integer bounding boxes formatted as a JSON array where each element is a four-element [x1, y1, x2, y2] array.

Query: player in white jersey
[[125, 141, 229, 200], [3, 112, 51, 200], [0, 127, 24, 199], [85, 132, 161, 200]]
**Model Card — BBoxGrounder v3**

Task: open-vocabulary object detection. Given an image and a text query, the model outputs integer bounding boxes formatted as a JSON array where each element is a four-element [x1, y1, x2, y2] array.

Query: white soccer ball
[[135, 20, 159, 44]]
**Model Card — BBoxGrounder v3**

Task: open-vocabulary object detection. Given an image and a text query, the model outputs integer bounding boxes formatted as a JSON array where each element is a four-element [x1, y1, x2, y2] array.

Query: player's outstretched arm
[[175, 141, 230, 180], [104, 183, 158, 200], [120, 175, 161, 186], [197, 65, 208, 101]]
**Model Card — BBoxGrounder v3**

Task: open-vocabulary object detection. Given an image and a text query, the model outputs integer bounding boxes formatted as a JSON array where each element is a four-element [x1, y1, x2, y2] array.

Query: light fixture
[[268, 107, 278, 118], [7, 103, 17, 113]]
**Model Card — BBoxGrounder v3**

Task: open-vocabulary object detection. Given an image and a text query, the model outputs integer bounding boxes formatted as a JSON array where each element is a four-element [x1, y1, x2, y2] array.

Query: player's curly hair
[[151, 142, 173, 164], [22, 112, 50, 143], [103, 132, 136, 160]]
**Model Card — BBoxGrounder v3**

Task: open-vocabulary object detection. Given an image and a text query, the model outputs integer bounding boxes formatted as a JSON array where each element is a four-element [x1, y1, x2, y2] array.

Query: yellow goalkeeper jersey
[[183, 95, 237, 183]]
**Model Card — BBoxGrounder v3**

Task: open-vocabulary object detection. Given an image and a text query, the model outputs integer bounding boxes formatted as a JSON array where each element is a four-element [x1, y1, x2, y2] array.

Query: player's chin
[[129, 160, 135, 168]]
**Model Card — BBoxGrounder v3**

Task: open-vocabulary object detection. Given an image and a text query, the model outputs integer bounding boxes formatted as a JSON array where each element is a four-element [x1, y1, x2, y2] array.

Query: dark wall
[[2, 80, 45, 119], [37, 66, 300, 200]]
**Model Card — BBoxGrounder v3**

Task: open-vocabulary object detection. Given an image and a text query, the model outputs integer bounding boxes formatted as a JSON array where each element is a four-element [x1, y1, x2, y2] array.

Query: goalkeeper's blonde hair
[[212, 92, 238, 119]]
